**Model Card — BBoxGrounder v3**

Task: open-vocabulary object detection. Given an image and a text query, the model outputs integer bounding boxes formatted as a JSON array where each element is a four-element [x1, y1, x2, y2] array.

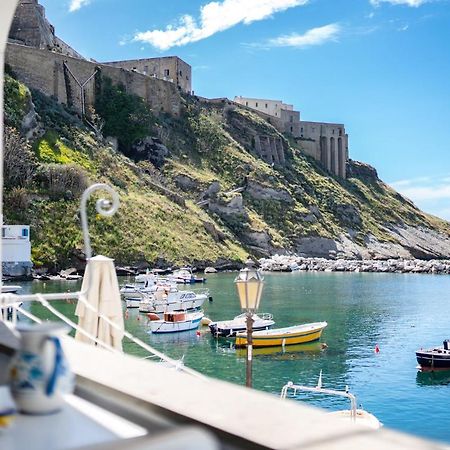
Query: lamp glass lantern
[[235, 261, 264, 313]]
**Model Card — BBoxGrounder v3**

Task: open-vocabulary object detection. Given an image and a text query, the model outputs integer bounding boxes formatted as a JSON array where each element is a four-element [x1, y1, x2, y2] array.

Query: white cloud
[[397, 185, 450, 201], [370, 0, 428, 7], [390, 176, 430, 188], [69, 0, 90, 12], [266, 23, 341, 48], [133, 0, 309, 50], [389, 175, 450, 221]]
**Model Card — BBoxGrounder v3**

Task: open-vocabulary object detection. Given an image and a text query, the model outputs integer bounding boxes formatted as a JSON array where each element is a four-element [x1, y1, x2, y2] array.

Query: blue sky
[[40, 0, 450, 219]]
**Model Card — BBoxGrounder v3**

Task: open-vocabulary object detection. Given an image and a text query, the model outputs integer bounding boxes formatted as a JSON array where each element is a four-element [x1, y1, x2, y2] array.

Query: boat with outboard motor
[[416, 340, 450, 370], [209, 313, 275, 337], [235, 321, 327, 348], [280, 371, 382, 430], [148, 310, 204, 333]]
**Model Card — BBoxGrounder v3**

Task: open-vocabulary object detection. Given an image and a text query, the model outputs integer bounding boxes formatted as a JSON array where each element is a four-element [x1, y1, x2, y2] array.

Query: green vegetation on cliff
[[4, 74, 450, 270]]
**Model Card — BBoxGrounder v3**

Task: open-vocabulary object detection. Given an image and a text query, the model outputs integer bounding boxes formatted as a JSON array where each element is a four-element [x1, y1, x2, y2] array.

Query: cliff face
[[4, 73, 450, 272]]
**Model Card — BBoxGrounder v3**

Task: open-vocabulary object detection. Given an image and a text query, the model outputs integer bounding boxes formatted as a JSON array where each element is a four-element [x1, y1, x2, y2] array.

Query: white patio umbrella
[[75, 255, 124, 351]]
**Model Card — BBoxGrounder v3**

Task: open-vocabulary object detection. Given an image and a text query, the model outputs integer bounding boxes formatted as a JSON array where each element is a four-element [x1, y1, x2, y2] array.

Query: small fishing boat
[[280, 371, 382, 430], [148, 310, 204, 334], [126, 297, 142, 309], [1, 285, 21, 294], [209, 313, 275, 337], [235, 321, 327, 348], [416, 340, 450, 370], [65, 274, 83, 281], [169, 267, 206, 284]]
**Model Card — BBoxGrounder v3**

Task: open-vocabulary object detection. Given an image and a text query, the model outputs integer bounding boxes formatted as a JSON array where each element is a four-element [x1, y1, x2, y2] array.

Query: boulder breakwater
[[259, 255, 450, 275]]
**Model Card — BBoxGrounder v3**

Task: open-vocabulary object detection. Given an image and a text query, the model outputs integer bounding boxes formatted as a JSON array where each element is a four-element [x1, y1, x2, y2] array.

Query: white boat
[[65, 274, 83, 281], [1, 285, 21, 294], [139, 289, 208, 313], [209, 313, 275, 337], [126, 297, 142, 308], [148, 310, 204, 334], [121, 277, 177, 299], [280, 371, 382, 430], [169, 267, 206, 284]]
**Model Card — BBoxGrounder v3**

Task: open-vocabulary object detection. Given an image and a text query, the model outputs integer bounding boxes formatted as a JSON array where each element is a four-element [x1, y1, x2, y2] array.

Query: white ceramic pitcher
[[11, 323, 74, 414]]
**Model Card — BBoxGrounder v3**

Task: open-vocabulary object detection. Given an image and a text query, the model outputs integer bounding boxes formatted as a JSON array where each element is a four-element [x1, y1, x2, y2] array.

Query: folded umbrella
[[75, 255, 124, 351]]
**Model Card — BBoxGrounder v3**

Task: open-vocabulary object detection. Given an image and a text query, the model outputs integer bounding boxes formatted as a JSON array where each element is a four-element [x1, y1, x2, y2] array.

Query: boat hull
[[149, 312, 204, 334], [126, 298, 141, 308], [416, 350, 450, 370], [1, 285, 21, 294], [236, 322, 327, 348]]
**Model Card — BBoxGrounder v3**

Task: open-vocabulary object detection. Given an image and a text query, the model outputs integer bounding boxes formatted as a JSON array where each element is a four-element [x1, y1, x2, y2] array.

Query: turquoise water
[[16, 272, 450, 444]]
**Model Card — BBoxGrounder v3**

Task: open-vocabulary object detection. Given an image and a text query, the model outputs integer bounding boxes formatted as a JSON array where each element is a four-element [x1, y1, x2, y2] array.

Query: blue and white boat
[[148, 310, 204, 334]]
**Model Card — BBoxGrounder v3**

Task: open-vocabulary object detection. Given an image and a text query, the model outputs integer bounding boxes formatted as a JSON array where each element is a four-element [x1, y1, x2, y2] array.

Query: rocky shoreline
[[259, 255, 450, 275]]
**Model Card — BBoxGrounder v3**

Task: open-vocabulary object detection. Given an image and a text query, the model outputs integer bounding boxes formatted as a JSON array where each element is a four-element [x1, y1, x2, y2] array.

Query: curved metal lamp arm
[[80, 183, 120, 260]]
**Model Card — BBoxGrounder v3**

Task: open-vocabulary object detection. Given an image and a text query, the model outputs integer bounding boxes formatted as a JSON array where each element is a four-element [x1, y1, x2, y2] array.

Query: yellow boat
[[235, 322, 327, 348]]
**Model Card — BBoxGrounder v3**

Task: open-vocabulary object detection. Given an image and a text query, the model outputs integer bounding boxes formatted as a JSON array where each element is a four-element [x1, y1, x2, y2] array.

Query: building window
[[179, 70, 183, 76], [245, 102, 248, 106], [265, 103, 268, 108], [255, 102, 258, 107], [144, 65, 148, 75], [275, 112, 277, 116], [22, 228, 29, 238], [339, 129, 342, 136], [1, 228, 5, 238], [290, 116, 294, 123], [164, 69, 170, 77], [301, 127, 304, 133], [332, 129, 335, 134], [312, 127, 315, 132], [290, 126, 293, 132]]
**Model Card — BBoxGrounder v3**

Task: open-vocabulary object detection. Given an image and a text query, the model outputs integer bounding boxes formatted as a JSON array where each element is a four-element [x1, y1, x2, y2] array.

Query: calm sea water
[[16, 272, 450, 443]]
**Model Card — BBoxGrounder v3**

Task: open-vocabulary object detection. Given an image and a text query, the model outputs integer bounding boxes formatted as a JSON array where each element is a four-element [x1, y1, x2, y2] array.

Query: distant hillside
[[4, 72, 450, 272]]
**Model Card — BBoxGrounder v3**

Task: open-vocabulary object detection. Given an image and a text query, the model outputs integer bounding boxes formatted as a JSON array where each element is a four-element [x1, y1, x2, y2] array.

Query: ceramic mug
[[11, 323, 74, 414]]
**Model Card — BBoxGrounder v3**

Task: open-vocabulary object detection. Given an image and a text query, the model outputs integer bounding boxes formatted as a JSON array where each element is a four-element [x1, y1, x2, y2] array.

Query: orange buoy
[[374, 344, 380, 353]]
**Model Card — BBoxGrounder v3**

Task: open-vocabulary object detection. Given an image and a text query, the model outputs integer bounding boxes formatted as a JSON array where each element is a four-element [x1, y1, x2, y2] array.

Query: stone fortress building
[[6, 0, 349, 178], [234, 96, 349, 178], [7, 0, 191, 102], [103, 57, 192, 94]]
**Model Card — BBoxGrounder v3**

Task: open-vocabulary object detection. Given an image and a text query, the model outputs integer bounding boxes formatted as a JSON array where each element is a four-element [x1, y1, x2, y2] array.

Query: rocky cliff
[[4, 73, 450, 272]]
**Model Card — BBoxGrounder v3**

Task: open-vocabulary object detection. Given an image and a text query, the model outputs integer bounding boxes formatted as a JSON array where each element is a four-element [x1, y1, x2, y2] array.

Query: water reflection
[[416, 370, 450, 386], [235, 341, 324, 359]]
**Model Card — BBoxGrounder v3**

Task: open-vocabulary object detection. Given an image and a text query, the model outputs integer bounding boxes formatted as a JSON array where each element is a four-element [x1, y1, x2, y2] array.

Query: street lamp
[[235, 259, 264, 388]]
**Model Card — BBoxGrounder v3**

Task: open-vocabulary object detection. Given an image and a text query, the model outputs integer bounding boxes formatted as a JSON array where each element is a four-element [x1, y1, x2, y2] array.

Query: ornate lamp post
[[235, 259, 264, 388]]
